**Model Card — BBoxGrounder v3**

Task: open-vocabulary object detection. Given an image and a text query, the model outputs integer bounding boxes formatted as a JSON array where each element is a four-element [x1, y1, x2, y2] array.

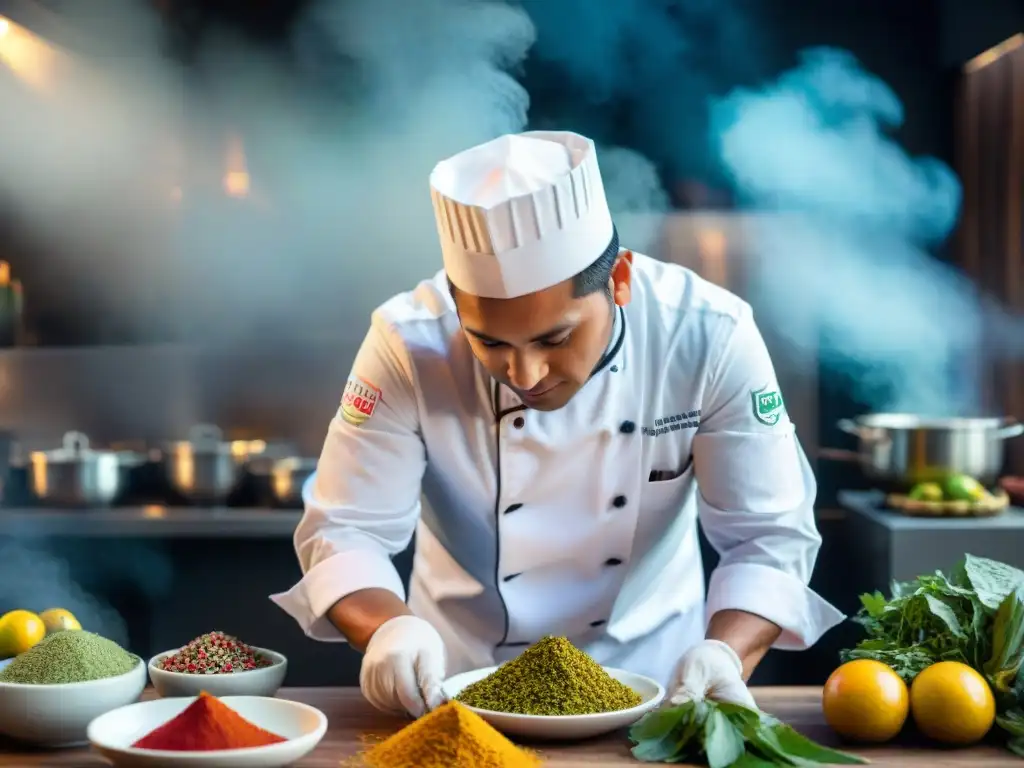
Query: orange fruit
[[0, 610, 46, 657], [39, 608, 81, 633], [910, 661, 995, 745], [822, 659, 909, 742]]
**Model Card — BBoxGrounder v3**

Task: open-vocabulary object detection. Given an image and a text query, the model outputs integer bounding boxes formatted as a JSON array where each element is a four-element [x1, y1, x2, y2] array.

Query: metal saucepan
[[160, 424, 266, 504], [266, 457, 317, 507], [821, 413, 1024, 488], [26, 431, 145, 506]]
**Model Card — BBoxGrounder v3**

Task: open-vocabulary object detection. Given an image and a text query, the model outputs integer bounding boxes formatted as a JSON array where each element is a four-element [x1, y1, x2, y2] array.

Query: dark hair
[[448, 226, 619, 299]]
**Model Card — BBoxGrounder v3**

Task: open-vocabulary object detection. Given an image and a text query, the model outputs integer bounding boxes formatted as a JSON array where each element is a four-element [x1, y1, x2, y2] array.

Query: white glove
[[669, 639, 757, 709], [359, 615, 447, 718]]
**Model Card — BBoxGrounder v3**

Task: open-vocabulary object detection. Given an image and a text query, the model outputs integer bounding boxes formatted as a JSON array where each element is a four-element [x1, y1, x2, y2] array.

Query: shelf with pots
[[3, 424, 317, 512]]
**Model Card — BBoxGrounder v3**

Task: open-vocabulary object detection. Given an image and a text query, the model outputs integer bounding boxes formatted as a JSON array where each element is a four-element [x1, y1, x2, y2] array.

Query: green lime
[[908, 482, 944, 502], [945, 474, 986, 502]]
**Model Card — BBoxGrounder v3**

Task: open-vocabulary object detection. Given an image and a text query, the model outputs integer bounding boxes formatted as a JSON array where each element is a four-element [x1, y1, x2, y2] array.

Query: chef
[[271, 130, 845, 718]]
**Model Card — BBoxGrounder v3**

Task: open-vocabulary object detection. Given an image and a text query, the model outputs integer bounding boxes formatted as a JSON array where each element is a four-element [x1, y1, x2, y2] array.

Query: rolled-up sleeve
[[693, 304, 844, 650], [269, 314, 425, 642]]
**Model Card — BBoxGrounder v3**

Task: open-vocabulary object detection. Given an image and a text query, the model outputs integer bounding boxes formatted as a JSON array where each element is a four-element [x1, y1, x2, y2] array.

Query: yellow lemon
[[910, 661, 995, 745], [39, 608, 81, 634], [822, 659, 909, 742], [0, 610, 46, 657]]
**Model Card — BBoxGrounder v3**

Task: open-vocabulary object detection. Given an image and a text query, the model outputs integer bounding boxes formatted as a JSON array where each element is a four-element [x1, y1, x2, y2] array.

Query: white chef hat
[[429, 131, 614, 299]]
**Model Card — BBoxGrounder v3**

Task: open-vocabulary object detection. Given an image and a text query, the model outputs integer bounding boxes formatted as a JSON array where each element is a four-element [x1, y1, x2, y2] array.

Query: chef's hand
[[669, 639, 757, 709], [359, 615, 447, 718]]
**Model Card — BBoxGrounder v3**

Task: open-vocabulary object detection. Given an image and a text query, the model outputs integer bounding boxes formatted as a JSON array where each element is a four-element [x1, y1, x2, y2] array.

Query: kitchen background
[[0, 0, 1022, 687]]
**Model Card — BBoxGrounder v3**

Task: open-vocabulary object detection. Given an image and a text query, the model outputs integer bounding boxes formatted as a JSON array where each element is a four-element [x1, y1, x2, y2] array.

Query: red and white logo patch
[[340, 375, 381, 426]]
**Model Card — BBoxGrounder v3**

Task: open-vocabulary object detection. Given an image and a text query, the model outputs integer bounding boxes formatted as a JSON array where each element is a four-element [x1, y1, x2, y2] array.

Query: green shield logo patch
[[751, 385, 785, 426]]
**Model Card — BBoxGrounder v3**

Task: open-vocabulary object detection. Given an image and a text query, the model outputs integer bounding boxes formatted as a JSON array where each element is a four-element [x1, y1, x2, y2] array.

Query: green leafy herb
[[996, 708, 1024, 758], [628, 700, 867, 766], [962, 554, 1024, 610], [840, 555, 1024, 682], [984, 586, 1024, 701]]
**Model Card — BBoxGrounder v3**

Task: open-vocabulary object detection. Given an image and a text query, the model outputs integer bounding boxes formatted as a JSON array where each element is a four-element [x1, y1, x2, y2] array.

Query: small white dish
[[87, 694, 327, 767], [441, 665, 665, 740], [148, 647, 287, 698], [0, 660, 147, 747]]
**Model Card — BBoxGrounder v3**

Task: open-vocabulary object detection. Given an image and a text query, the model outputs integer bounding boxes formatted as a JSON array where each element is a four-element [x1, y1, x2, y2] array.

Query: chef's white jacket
[[271, 252, 845, 685]]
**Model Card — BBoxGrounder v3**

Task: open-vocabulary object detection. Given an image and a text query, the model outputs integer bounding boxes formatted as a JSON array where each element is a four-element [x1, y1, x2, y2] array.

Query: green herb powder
[[456, 635, 642, 715], [0, 630, 140, 684]]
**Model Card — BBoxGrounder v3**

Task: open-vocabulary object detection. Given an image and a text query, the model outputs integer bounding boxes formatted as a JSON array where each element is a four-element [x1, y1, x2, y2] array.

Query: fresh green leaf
[[997, 708, 1024, 738], [703, 708, 745, 768], [631, 706, 685, 741], [840, 558, 1001, 683], [1009, 737, 1024, 759], [630, 705, 692, 762], [629, 700, 865, 765], [767, 722, 868, 765], [730, 755, 780, 768], [962, 554, 1024, 611], [671, 712, 703, 760], [631, 734, 684, 763], [924, 594, 966, 638], [743, 720, 811, 766], [985, 586, 1024, 697], [858, 591, 888, 618]]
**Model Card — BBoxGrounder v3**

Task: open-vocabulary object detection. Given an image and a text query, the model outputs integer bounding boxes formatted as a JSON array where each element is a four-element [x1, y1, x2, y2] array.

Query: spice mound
[[159, 630, 274, 675], [133, 691, 286, 751], [0, 629, 139, 684], [456, 635, 642, 716], [361, 700, 540, 767]]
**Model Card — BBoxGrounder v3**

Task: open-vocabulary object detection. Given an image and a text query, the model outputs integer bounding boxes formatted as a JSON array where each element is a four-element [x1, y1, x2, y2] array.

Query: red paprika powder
[[132, 691, 287, 751]]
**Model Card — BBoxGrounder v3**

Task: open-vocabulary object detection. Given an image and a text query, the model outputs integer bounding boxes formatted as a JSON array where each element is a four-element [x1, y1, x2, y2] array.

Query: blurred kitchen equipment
[[267, 457, 317, 507], [0, 430, 14, 503], [1001, 477, 1024, 506], [160, 423, 265, 505], [820, 414, 1024, 488], [25, 431, 144, 506], [0, 262, 24, 348]]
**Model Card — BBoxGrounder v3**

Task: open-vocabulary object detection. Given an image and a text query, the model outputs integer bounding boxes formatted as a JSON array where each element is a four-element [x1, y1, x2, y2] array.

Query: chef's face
[[453, 251, 633, 411]]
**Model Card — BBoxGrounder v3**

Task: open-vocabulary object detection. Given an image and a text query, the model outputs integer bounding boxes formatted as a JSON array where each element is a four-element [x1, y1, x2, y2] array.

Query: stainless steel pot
[[825, 414, 1024, 488], [160, 424, 265, 504], [268, 457, 317, 507], [27, 431, 144, 506]]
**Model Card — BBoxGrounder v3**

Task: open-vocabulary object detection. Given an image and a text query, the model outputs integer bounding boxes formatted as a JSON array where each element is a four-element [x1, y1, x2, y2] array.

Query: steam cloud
[[0, 0, 669, 341], [0, 2, 1018, 398], [0, 540, 174, 647], [711, 47, 1021, 415]]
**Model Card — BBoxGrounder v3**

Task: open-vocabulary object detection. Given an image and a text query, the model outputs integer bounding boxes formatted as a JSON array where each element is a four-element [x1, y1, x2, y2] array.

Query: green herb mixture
[[841, 553, 1024, 756], [456, 635, 641, 715], [629, 699, 865, 766], [0, 629, 140, 684]]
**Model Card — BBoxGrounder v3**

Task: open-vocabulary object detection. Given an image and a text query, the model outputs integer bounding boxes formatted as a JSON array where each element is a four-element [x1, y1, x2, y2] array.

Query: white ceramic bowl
[[441, 665, 665, 740], [148, 647, 287, 698], [0, 660, 147, 747], [87, 695, 327, 767]]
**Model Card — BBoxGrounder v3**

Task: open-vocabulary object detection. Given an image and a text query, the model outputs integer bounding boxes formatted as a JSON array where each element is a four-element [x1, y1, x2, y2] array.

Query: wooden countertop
[[0, 687, 1018, 766]]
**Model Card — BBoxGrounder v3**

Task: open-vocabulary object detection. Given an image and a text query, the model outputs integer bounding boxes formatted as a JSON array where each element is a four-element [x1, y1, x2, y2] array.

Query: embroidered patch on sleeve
[[340, 375, 381, 426], [750, 384, 785, 426]]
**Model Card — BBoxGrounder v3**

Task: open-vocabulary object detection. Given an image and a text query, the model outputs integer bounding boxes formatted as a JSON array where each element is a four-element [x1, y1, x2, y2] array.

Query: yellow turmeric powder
[[361, 700, 542, 767]]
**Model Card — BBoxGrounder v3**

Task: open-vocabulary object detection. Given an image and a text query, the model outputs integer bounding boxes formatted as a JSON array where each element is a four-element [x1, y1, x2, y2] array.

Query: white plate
[[0, 659, 11, 672], [87, 695, 327, 767], [441, 666, 665, 740]]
